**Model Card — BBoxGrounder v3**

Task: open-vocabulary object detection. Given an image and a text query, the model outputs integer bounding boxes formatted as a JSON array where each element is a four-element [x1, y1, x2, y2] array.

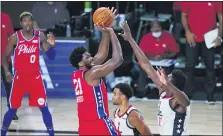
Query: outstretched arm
[[87, 27, 123, 80], [119, 21, 162, 88], [156, 67, 190, 107], [2, 33, 17, 82], [93, 7, 118, 65]]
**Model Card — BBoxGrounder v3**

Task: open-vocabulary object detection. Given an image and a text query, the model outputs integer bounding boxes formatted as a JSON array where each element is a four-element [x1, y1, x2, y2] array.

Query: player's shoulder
[[72, 69, 86, 78], [8, 32, 17, 42], [127, 106, 139, 117], [11, 32, 17, 37], [127, 108, 143, 125]]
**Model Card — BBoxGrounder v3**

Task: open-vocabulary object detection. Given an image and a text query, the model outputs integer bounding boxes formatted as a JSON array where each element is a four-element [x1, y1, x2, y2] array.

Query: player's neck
[[119, 102, 130, 114], [79, 66, 88, 70], [21, 29, 34, 37]]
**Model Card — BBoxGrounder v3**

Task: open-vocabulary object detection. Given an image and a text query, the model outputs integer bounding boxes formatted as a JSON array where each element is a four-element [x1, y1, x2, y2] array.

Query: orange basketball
[[93, 7, 114, 27]]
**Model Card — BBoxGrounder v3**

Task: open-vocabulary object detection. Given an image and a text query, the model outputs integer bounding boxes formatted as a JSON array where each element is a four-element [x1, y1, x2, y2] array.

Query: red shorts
[[79, 118, 121, 136], [9, 71, 47, 109]]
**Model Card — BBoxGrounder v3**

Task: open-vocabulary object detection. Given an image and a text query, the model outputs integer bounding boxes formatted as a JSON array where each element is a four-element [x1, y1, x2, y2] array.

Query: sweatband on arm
[[45, 46, 56, 60]]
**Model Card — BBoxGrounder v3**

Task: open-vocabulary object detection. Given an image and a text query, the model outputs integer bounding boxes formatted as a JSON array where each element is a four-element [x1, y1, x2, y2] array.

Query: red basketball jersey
[[72, 69, 109, 121], [14, 30, 41, 74]]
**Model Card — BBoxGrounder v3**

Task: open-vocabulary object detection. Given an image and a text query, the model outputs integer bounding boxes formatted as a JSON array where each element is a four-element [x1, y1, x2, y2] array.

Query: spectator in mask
[[135, 20, 179, 98]]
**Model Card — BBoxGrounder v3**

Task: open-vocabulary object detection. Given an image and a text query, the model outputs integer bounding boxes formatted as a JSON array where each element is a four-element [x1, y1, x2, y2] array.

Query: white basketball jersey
[[158, 92, 190, 136], [114, 106, 141, 136]]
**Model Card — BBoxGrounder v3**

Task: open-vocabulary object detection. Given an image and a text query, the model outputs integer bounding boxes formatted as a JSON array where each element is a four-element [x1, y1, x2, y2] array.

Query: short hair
[[171, 69, 187, 91], [114, 83, 134, 100], [69, 46, 87, 68], [20, 11, 33, 21]]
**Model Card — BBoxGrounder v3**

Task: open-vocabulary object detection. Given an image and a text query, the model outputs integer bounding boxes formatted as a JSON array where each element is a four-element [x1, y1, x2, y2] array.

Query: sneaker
[[13, 114, 19, 120]]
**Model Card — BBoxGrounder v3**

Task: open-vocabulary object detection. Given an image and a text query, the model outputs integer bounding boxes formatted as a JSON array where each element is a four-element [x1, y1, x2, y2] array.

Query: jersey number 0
[[30, 54, 36, 63]]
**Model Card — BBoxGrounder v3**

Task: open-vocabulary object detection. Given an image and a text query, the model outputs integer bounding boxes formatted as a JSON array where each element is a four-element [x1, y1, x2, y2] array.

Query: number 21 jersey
[[14, 30, 40, 74], [72, 69, 109, 121]]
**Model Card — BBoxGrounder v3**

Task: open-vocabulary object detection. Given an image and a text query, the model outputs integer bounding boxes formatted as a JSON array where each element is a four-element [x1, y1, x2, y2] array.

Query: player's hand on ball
[[47, 32, 56, 47], [94, 23, 113, 33], [5, 72, 13, 83], [109, 7, 119, 22], [118, 21, 132, 41]]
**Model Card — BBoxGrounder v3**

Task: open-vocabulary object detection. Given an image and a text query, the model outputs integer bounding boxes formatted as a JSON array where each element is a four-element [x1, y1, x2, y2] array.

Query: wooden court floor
[[0, 97, 222, 135]]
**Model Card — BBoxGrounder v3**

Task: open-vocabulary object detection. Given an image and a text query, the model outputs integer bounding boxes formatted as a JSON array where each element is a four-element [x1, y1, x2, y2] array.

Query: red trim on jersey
[[117, 105, 132, 118], [162, 95, 173, 99], [19, 30, 36, 42]]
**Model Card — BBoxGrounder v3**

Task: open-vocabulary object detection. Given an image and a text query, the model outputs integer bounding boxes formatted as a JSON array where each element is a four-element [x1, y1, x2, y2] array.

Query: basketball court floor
[[1, 94, 222, 135]]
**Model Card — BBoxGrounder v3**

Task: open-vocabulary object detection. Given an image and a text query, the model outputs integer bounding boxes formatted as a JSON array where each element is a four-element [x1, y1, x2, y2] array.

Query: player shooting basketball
[[1, 12, 56, 136], [119, 21, 191, 136], [69, 7, 121, 135]]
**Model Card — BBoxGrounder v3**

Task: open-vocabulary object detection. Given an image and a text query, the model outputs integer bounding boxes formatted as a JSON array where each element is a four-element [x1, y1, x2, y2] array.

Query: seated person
[[135, 20, 179, 98]]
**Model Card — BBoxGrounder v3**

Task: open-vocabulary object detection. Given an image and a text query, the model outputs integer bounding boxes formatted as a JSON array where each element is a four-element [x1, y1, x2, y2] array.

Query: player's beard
[[112, 100, 117, 105], [113, 102, 117, 105], [85, 64, 92, 69], [112, 100, 120, 105]]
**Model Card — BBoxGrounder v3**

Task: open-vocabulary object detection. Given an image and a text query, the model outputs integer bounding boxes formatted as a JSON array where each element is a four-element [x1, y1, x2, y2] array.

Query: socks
[[1, 108, 17, 136], [39, 106, 54, 136]]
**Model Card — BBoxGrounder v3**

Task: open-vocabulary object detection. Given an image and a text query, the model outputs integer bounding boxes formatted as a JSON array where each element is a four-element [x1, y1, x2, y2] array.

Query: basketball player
[[119, 21, 190, 136], [1, 12, 56, 136], [112, 83, 153, 136], [69, 11, 122, 135]]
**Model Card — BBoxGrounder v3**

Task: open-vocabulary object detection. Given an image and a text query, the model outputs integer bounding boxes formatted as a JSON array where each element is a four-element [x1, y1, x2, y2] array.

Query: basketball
[[93, 7, 114, 27]]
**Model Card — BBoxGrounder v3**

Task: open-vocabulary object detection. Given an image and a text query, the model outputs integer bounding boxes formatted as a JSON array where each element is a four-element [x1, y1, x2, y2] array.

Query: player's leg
[[1, 72, 24, 136], [1, 63, 18, 120], [136, 66, 150, 98], [201, 42, 216, 102], [29, 74, 54, 136], [184, 42, 200, 99]]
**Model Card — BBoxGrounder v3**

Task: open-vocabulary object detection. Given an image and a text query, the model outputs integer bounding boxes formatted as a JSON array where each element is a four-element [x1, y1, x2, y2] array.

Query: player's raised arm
[[87, 27, 123, 80], [128, 111, 153, 136], [40, 31, 56, 60], [93, 7, 119, 65], [2, 33, 17, 83], [156, 67, 190, 107], [119, 21, 162, 88]]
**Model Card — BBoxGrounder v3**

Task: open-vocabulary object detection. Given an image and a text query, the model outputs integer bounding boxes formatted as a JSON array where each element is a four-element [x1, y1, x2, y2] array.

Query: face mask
[[152, 31, 162, 38]]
